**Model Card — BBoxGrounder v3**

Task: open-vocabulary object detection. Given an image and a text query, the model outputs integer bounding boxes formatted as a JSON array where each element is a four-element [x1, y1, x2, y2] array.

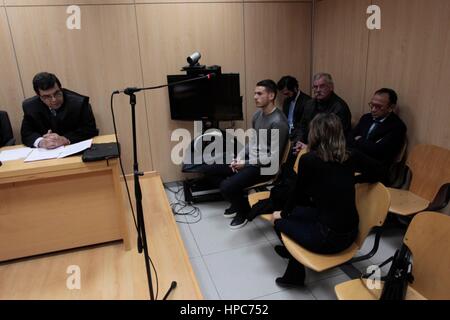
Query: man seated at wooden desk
[[21, 72, 99, 149]]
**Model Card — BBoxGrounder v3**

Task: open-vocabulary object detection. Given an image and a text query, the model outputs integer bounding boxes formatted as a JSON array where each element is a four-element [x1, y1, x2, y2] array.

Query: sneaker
[[274, 245, 291, 259], [275, 276, 305, 288], [224, 206, 238, 218], [229, 215, 248, 229]]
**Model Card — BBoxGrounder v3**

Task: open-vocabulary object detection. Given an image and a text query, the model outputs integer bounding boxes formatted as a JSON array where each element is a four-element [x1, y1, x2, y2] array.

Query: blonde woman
[[272, 113, 381, 287]]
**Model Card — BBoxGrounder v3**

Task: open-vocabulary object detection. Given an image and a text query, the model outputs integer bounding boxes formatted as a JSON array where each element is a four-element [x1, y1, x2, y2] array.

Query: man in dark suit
[[21, 72, 99, 149], [277, 76, 311, 141], [348, 88, 407, 180]]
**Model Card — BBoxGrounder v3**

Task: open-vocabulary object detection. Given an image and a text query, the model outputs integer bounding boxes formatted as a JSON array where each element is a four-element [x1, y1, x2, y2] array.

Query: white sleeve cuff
[[34, 137, 44, 148]]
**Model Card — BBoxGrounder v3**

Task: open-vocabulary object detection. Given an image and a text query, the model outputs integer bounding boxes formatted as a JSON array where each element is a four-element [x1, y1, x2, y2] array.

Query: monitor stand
[[183, 178, 223, 204]]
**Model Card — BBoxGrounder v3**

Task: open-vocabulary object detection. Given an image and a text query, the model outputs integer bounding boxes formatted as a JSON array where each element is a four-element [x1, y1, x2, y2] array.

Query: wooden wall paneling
[[5, 0, 133, 6], [6, 5, 153, 173], [366, 0, 450, 148], [136, 3, 246, 182], [244, 2, 311, 129], [0, 6, 24, 142], [244, 0, 312, 2], [136, 0, 241, 3], [313, 0, 370, 121]]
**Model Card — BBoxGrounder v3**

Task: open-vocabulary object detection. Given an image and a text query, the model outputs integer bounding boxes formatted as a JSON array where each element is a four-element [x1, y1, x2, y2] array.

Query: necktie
[[366, 119, 380, 140], [50, 109, 58, 131]]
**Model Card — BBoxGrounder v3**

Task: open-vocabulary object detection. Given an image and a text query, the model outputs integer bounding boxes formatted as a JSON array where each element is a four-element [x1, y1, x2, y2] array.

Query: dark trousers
[[202, 164, 271, 217], [274, 206, 357, 283]]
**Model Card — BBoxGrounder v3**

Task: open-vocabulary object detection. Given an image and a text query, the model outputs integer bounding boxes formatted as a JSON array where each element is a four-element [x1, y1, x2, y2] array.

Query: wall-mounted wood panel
[[313, 0, 370, 121], [136, 3, 245, 182], [244, 0, 312, 2], [366, 0, 450, 148], [5, 0, 133, 5], [7, 5, 152, 172], [244, 2, 311, 128], [136, 0, 241, 3], [0, 7, 24, 142]]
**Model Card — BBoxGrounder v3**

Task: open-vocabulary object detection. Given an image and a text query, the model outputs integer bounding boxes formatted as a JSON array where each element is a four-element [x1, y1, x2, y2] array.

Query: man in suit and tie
[[21, 72, 99, 149], [348, 88, 407, 180], [277, 76, 311, 142]]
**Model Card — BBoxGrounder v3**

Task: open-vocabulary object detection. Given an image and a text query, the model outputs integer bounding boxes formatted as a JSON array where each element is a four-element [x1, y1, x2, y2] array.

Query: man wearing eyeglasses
[[348, 88, 406, 181], [21, 72, 99, 149], [292, 73, 351, 154]]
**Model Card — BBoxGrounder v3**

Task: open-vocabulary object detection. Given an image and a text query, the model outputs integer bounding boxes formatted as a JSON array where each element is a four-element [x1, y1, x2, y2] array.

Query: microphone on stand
[[111, 71, 217, 300], [113, 73, 217, 95]]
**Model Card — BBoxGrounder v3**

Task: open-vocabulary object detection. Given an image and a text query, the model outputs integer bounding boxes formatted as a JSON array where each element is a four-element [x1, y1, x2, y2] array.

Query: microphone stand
[[117, 73, 213, 300]]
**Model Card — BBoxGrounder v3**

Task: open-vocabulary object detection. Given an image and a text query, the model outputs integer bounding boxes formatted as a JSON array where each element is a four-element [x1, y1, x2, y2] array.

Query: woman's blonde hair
[[308, 113, 348, 163]]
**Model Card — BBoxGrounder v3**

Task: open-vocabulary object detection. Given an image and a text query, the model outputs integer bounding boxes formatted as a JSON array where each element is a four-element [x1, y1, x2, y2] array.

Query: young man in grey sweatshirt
[[202, 79, 289, 229]]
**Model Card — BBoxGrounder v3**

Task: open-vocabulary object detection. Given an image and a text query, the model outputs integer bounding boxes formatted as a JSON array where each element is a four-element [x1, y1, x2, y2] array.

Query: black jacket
[[348, 112, 407, 166], [281, 150, 382, 233], [20, 89, 99, 147], [282, 91, 311, 141], [297, 92, 352, 143]]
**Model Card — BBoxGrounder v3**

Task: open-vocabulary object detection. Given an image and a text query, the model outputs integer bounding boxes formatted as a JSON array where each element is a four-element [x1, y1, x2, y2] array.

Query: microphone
[[113, 73, 217, 95], [113, 87, 141, 95]]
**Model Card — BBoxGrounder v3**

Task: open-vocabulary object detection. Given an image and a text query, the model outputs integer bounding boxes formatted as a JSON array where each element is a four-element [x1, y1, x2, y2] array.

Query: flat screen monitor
[[167, 73, 243, 121]]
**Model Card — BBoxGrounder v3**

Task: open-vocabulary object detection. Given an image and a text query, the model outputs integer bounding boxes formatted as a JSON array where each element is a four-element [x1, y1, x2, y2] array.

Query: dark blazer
[[297, 92, 352, 143], [282, 91, 311, 141], [21, 89, 99, 147], [348, 112, 407, 166]]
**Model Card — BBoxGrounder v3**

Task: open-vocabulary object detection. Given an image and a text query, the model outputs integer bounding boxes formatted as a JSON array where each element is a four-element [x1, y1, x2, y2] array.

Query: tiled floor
[[165, 183, 406, 300]]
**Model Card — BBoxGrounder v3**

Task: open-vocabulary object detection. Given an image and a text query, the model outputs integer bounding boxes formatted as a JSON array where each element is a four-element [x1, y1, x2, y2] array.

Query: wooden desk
[[0, 172, 203, 299], [0, 135, 129, 261]]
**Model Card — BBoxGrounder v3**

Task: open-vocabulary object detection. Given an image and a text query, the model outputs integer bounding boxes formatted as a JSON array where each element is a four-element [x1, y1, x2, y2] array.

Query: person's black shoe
[[224, 206, 238, 218], [276, 258, 306, 287], [275, 276, 305, 288], [229, 215, 248, 229], [274, 245, 291, 259]]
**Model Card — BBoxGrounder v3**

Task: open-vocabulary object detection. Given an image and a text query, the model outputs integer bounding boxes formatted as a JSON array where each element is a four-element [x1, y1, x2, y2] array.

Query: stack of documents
[[0, 139, 93, 163], [0, 147, 32, 162], [24, 139, 93, 162]]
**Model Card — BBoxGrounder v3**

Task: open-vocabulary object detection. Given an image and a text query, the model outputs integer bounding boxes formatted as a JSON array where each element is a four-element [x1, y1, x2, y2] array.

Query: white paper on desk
[[57, 139, 93, 158], [0, 147, 32, 162], [24, 146, 65, 162]]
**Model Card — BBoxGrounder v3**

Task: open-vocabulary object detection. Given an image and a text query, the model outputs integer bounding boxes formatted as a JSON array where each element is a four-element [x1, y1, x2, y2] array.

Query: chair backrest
[[394, 136, 408, 164], [271, 139, 292, 180], [281, 139, 291, 166], [407, 144, 450, 201], [403, 211, 450, 299], [354, 183, 391, 248], [293, 148, 307, 174], [0, 110, 14, 147]]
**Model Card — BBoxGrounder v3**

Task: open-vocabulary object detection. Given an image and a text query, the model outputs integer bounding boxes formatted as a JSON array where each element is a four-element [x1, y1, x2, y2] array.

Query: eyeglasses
[[368, 102, 385, 109], [40, 90, 63, 102]]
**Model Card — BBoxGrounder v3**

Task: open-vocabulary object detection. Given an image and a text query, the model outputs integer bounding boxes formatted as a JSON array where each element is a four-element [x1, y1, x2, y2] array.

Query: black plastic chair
[[0, 110, 15, 147]]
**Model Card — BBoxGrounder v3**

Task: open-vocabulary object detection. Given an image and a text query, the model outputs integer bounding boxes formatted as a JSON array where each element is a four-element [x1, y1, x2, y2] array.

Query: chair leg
[[349, 227, 383, 263], [339, 263, 362, 279]]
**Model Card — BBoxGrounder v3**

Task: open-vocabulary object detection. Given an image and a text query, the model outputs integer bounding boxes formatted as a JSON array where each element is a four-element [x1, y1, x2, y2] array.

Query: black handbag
[[379, 245, 414, 300], [361, 244, 414, 300]]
